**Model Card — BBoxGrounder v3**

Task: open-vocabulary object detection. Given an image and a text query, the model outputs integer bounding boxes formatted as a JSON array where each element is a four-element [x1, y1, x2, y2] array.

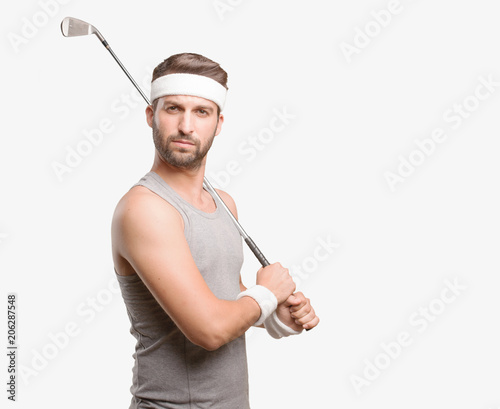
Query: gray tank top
[[116, 171, 249, 409]]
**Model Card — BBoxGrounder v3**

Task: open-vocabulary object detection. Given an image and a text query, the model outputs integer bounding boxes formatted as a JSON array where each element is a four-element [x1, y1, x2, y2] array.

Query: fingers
[[292, 309, 319, 330], [289, 296, 320, 330], [302, 315, 320, 330]]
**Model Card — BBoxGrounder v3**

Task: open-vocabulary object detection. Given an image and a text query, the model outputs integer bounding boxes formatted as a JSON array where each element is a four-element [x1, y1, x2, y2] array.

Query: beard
[[152, 124, 217, 171]]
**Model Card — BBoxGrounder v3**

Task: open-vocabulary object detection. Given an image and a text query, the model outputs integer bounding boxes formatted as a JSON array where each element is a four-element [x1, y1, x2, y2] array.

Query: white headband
[[150, 73, 227, 111]]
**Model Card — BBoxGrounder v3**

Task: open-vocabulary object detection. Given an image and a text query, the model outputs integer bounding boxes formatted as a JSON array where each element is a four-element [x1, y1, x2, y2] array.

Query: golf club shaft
[[93, 30, 270, 268], [107, 46, 150, 105], [202, 181, 270, 267], [94, 36, 151, 106]]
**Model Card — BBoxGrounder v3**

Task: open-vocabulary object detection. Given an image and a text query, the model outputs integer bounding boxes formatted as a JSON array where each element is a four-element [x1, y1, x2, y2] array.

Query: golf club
[[60, 16, 270, 268]]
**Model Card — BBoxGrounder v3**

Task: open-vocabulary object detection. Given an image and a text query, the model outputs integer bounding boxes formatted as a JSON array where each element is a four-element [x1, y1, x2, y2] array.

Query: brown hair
[[152, 53, 228, 113]]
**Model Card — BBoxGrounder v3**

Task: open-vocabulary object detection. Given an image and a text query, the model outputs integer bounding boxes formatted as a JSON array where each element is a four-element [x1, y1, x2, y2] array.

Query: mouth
[[171, 139, 195, 147]]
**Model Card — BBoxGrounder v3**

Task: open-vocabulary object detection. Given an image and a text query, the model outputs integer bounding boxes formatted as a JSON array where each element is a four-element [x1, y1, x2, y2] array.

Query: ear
[[146, 104, 154, 128], [215, 113, 224, 136]]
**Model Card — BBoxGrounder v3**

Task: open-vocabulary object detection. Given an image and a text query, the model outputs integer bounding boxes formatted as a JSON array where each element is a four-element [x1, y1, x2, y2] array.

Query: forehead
[[158, 95, 218, 110]]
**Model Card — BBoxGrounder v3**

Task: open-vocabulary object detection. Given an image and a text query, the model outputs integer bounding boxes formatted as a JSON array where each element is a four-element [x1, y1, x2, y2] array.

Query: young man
[[111, 53, 319, 408]]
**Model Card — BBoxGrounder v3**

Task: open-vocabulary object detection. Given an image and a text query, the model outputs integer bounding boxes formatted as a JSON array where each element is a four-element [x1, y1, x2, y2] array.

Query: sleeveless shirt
[[116, 171, 249, 409]]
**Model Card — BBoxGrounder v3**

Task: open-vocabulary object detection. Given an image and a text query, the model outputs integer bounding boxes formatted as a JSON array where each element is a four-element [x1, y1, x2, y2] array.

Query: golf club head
[[61, 17, 104, 42]]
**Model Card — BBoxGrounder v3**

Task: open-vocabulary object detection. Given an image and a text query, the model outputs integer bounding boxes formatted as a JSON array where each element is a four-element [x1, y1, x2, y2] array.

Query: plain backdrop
[[1, 0, 500, 408]]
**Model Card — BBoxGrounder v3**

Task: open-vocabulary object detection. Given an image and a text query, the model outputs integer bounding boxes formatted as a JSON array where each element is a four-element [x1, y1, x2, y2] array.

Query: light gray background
[[2, 0, 499, 408]]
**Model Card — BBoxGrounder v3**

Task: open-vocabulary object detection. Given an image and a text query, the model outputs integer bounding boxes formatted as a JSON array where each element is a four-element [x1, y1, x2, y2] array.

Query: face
[[147, 95, 224, 171]]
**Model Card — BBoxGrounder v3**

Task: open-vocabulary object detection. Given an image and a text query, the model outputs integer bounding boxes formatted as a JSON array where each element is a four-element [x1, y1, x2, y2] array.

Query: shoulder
[[215, 189, 238, 219], [112, 185, 184, 240]]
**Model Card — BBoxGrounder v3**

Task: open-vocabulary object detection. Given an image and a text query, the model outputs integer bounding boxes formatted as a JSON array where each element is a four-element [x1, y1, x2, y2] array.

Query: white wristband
[[237, 285, 278, 326], [264, 311, 302, 339]]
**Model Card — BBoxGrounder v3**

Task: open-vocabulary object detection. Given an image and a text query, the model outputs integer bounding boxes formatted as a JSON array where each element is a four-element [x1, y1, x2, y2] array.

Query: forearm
[[192, 296, 260, 351]]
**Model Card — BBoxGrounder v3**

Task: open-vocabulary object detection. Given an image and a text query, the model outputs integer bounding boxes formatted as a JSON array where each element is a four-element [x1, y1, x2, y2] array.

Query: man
[[111, 53, 319, 408]]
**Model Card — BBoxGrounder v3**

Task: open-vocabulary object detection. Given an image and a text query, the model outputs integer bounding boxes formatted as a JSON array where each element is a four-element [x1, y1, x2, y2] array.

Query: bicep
[[116, 193, 218, 342]]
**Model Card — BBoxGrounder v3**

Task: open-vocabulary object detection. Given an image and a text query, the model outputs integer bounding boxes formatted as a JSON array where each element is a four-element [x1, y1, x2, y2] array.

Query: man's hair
[[152, 53, 228, 113]]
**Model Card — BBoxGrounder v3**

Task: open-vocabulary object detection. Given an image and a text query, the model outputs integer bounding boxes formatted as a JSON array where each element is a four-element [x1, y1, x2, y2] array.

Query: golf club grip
[[244, 237, 269, 267]]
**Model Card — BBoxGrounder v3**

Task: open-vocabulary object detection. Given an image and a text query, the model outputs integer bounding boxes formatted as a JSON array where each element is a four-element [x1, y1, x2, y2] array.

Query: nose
[[178, 112, 194, 135]]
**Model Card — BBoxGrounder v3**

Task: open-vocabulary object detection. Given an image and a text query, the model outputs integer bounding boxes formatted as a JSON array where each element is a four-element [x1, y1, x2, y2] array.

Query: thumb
[[283, 294, 301, 307]]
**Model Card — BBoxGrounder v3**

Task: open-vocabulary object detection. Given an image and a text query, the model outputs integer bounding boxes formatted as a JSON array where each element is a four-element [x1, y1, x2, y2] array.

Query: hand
[[256, 262, 296, 304], [276, 292, 319, 331]]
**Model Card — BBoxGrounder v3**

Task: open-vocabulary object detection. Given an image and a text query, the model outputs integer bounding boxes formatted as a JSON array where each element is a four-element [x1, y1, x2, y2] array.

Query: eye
[[197, 109, 210, 116], [165, 105, 179, 112]]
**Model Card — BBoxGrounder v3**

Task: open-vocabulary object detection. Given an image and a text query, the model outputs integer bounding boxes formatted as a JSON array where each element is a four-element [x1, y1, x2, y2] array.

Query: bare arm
[[112, 187, 294, 351]]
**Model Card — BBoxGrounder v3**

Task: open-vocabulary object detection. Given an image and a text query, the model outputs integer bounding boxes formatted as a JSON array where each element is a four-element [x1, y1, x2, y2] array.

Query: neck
[[150, 151, 209, 207]]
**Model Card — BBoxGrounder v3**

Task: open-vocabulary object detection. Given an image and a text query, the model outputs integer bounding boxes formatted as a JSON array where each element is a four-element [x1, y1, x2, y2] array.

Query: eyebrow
[[162, 98, 215, 113]]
